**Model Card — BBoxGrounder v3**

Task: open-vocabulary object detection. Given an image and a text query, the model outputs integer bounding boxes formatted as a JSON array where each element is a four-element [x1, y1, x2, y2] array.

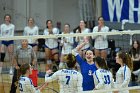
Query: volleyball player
[[59, 23, 74, 69], [75, 20, 90, 58], [0, 14, 15, 74], [10, 39, 37, 93], [19, 63, 46, 93], [92, 16, 109, 59], [93, 56, 114, 93], [23, 17, 39, 54], [45, 54, 83, 93], [72, 42, 97, 91], [115, 51, 133, 93], [43, 20, 59, 70]]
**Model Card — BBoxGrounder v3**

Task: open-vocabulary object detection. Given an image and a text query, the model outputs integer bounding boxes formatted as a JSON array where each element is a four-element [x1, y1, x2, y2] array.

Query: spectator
[[92, 16, 109, 59]]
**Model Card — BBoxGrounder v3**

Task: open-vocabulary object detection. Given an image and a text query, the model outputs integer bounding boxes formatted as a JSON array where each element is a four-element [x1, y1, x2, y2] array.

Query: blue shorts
[[44, 45, 58, 50], [29, 43, 38, 47], [81, 47, 90, 51], [95, 48, 108, 51], [2, 40, 14, 46]]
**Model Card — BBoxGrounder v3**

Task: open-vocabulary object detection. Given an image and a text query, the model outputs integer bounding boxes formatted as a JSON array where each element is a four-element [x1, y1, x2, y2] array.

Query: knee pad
[[1, 53, 5, 62]]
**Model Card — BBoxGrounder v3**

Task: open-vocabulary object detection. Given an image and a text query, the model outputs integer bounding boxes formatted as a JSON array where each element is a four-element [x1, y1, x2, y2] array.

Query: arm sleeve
[[121, 67, 131, 88], [72, 49, 84, 66], [11, 25, 15, 36], [25, 79, 40, 93], [77, 73, 83, 93], [45, 71, 59, 82], [92, 27, 98, 39], [36, 26, 39, 35], [23, 27, 27, 36], [94, 71, 104, 89]]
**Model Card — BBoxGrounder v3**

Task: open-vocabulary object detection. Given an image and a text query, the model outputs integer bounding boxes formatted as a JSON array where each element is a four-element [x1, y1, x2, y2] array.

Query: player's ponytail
[[65, 53, 76, 68], [117, 51, 133, 71], [95, 56, 108, 70]]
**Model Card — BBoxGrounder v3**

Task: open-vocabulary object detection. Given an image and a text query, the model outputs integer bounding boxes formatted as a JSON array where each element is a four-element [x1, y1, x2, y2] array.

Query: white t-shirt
[[92, 26, 109, 49], [75, 28, 90, 50], [45, 69, 83, 93], [23, 25, 39, 44], [61, 32, 74, 54], [115, 65, 131, 93], [0, 23, 15, 37], [44, 28, 59, 49], [93, 69, 113, 93], [19, 76, 40, 93]]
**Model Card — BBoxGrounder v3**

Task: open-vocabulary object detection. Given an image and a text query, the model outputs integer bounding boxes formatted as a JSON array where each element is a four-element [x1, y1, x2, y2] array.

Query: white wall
[[0, 0, 80, 31], [53, 0, 80, 31], [0, 0, 14, 24]]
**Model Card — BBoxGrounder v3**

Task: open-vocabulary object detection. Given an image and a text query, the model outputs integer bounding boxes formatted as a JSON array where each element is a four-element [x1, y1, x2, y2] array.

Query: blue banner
[[102, 0, 140, 23]]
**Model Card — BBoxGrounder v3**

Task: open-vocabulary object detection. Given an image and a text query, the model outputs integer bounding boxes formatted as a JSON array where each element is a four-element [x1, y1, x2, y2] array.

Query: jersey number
[[66, 76, 70, 85], [104, 75, 110, 84], [19, 83, 23, 91]]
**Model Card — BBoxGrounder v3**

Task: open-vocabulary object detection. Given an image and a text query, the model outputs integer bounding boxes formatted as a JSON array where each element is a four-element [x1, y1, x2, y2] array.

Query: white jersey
[[93, 69, 113, 93], [19, 76, 40, 93], [92, 26, 109, 49], [75, 28, 90, 50], [23, 25, 39, 44], [115, 65, 131, 93], [61, 32, 74, 54], [44, 28, 59, 49], [0, 23, 15, 37], [45, 69, 83, 93]]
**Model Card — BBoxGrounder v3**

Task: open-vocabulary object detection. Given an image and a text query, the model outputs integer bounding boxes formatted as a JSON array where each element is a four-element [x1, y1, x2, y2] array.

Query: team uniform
[[0, 23, 15, 46], [43, 28, 59, 49], [93, 69, 114, 93], [19, 76, 40, 93], [45, 69, 83, 93], [92, 26, 109, 50], [23, 26, 39, 47], [61, 32, 74, 54], [75, 28, 90, 50], [115, 65, 131, 93], [73, 52, 97, 91]]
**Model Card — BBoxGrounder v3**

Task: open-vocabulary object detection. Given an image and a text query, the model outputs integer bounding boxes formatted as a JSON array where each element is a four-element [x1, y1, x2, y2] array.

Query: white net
[[0, 30, 140, 93]]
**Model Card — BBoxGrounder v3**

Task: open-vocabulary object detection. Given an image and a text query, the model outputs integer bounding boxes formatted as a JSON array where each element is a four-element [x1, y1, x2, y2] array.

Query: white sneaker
[[133, 69, 140, 76]]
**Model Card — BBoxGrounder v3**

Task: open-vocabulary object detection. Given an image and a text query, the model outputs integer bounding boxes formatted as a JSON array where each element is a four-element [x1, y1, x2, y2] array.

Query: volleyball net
[[0, 30, 140, 93]]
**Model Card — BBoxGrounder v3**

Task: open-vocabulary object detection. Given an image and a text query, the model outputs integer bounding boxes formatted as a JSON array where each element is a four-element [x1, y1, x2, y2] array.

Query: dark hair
[[4, 14, 11, 22], [46, 20, 52, 28], [20, 64, 30, 75], [95, 56, 108, 70], [17, 63, 30, 81], [78, 20, 87, 33], [98, 16, 104, 21], [64, 23, 70, 28], [117, 51, 133, 71], [65, 53, 76, 68], [130, 40, 140, 57], [28, 17, 34, 23]]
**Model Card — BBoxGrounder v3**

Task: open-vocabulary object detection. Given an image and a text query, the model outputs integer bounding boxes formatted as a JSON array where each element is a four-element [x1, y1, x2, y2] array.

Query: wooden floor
[[0, 62, 140, 93], [0, 74, 140, 93]]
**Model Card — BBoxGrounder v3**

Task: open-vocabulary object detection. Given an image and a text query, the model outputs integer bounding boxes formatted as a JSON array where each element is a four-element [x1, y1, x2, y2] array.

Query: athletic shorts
[[1, 40, 14, 46]]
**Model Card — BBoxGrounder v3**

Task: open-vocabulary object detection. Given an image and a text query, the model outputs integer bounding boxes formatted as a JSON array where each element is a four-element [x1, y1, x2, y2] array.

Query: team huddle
[[0, 14, 133, 93]]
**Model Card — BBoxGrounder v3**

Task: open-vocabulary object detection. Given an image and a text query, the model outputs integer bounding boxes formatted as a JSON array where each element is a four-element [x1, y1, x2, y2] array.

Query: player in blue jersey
[[72, 42, 97, 91]]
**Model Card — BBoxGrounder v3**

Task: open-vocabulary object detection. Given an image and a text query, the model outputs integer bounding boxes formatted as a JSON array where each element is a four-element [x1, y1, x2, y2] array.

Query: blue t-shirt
[[76, 54, 97, 91]]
